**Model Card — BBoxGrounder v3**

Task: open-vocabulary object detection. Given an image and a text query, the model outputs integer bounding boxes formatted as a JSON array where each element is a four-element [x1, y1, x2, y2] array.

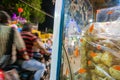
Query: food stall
[[50, 0, 120, 80]]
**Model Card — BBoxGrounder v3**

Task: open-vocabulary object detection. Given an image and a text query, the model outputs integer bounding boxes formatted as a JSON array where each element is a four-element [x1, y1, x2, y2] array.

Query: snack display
[[79, 21, 120, 80]]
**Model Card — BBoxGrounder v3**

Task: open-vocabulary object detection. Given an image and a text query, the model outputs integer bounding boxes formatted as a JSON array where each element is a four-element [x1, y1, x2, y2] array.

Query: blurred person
[[0, 11, 29, 66], [20, 23, 51, 80], [32, 33, 41, 55], [43, 39, 52, 68], [44, 38, 52, 51], [0, 11, 29, 80], [43, 39, 52, 61], [32, 33, 45, 63]]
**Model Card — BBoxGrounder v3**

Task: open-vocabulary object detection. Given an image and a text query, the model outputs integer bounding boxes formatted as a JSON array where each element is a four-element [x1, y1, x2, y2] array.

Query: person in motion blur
[[0, 10, 29, 65], [0, 11, 29, 80], [20, 23, 51, 80]]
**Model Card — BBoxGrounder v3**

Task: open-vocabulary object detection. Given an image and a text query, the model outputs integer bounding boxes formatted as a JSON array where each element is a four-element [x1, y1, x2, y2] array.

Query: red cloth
[[21, 31, 37, 57]]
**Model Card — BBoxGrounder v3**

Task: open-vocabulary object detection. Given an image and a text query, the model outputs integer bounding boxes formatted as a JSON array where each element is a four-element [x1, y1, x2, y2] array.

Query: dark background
[[39, 0, 55, 32]]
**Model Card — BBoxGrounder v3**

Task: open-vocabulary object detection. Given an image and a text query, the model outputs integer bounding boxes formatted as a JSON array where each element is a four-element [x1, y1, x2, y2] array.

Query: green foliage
[[30, 0, 45, 24], [0, 0, 45, 23], [15, 1, 31, 20]]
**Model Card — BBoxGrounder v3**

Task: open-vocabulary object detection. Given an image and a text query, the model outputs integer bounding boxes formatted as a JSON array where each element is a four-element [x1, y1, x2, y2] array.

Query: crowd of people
[[0, 11, 52, 80]]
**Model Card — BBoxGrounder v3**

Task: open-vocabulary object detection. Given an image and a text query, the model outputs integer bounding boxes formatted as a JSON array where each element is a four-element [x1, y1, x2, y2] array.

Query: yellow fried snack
[[102, 77, 111, 80], [91, 74, 104, 80], [91, 70, 104, 80], [101, 52, 113, 67], [93, 53, 102, 63], [94, 64, 109, 77], [109, 65, 120, 79], [91, 70, 111, 80]]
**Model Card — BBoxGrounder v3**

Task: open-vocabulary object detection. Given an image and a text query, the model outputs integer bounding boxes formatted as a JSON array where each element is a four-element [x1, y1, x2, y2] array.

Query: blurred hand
[[46, 51, 51, 56], [23, 52, 30, 60]]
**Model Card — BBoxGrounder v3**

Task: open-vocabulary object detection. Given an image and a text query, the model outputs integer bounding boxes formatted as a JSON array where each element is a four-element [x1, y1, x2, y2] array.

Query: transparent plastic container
[[79, 21, 120, 80], [96, 6, 120, 22]]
